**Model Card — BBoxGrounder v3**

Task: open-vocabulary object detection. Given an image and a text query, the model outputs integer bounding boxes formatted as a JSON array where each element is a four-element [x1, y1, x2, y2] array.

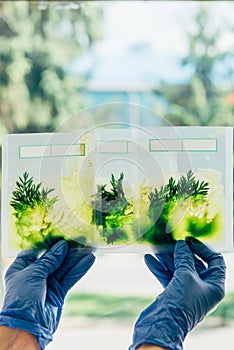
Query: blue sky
[[70, 1, 233, 87], [96, 1, 234, 56]]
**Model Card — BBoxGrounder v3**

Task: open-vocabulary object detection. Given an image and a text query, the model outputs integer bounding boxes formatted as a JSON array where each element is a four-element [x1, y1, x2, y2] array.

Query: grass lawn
[[64, 293, 154, 319], [64, 292, 234, 323]]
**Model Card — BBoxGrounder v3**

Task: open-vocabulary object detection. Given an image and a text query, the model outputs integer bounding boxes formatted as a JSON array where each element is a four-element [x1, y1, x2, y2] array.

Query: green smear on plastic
[[140, 169, 224, 245], [92, 173, 133, 244], [9, 169, 224, 250], [10, 172, 91, 250]]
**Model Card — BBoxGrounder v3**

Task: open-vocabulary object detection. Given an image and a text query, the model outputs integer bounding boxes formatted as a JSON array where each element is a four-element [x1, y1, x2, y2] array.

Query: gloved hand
[[145, 238, 211, 288], [0, 240, 95, 349], [129, 238, 226, 350]]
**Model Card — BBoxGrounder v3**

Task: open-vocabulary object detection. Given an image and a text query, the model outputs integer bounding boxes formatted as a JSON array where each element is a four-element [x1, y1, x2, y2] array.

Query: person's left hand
[[0, 240, 95, 349]]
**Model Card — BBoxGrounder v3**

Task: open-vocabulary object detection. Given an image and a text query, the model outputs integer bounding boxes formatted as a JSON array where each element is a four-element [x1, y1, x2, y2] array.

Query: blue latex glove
[[0, 240, 95, 349], [146, 239, 209, 288], [129, 239, 226, 350]]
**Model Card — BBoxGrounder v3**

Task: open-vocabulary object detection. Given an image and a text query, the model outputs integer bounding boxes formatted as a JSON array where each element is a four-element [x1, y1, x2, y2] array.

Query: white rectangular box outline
[[20, 145, 51, 158], [150, 139, 182, 151], [51, 144, 85, 157], [183, 139, 217, 151], [96, 141, 128, 153]]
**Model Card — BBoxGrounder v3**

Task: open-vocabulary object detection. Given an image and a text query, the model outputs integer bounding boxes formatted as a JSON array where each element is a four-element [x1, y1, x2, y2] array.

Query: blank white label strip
[[51, 144, 85, 156], [150, 139, 217, 152], [183, 139, 217, 151], [150, 139, 182, 151], [96, 141, 128, 153], [20, 144, 85, 158], [20, 145, 51, 158]]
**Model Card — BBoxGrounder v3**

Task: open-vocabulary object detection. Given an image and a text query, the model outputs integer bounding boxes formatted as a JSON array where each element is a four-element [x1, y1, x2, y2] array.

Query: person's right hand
[[0, 241, 95, 349], [145, 237, 220, 287], [129, 238, 226, 350]]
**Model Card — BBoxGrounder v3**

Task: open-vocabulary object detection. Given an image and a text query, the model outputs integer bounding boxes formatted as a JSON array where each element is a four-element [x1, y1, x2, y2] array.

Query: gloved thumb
[[33, 240, 68, 278], [60, 253, 96, 295]]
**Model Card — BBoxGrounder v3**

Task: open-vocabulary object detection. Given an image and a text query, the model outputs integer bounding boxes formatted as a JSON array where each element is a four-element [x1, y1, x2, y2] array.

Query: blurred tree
[[0, 1, 103, 135], [0, 0, 103, 305], [155, 6, 234, 126]]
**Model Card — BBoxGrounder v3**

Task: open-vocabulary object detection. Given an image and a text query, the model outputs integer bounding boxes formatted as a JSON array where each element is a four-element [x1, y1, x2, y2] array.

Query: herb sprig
[[92, 172, 132, 244], [148, 169, 209, 208], [11, 172, 57, 214], [146, 170, 210, 245], [10, 172, 61, 249]]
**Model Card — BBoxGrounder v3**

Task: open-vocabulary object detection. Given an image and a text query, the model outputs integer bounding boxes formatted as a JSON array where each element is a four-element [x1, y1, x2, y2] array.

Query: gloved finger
[[59, 254, 95, 295], [156, 252, 206, 276], [199, 265, 226, 284], [153, 247, 206, 281], [53, 247, 94, 282], [152, 242, 205, 277], [152, 244, 175, 273], [194, 257, 206, 274], [144, 254, 172, 288], [156, 253, 174, 274], [33, 240, 68, 278], [174, 240, 196, 272], [5, 250, 38, 278], [186, 237, 225, 268]]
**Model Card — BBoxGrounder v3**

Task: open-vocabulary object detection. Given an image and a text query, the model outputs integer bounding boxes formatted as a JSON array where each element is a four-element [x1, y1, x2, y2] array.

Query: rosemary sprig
[[10, 172, 57, 214]]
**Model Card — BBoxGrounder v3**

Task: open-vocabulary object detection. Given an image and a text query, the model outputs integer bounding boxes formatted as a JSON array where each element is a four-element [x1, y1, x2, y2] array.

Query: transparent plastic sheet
[[1, 107, 233, 257]]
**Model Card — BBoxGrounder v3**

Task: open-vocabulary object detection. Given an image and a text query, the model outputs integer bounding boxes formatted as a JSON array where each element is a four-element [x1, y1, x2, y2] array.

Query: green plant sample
[[10, 172, 64, 249], [10, 170, 223, 250], [142, 169, 219, 245], [92, 173, 133, 244]]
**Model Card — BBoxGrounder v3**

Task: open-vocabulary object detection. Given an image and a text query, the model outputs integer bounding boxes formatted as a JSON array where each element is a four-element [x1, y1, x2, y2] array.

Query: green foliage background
[[154, 6, 234, 127], [0, 3, 233, 134], [0, 1, 103, 135], [64, 291, 234, 325], [64, 293, 154, 319]]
